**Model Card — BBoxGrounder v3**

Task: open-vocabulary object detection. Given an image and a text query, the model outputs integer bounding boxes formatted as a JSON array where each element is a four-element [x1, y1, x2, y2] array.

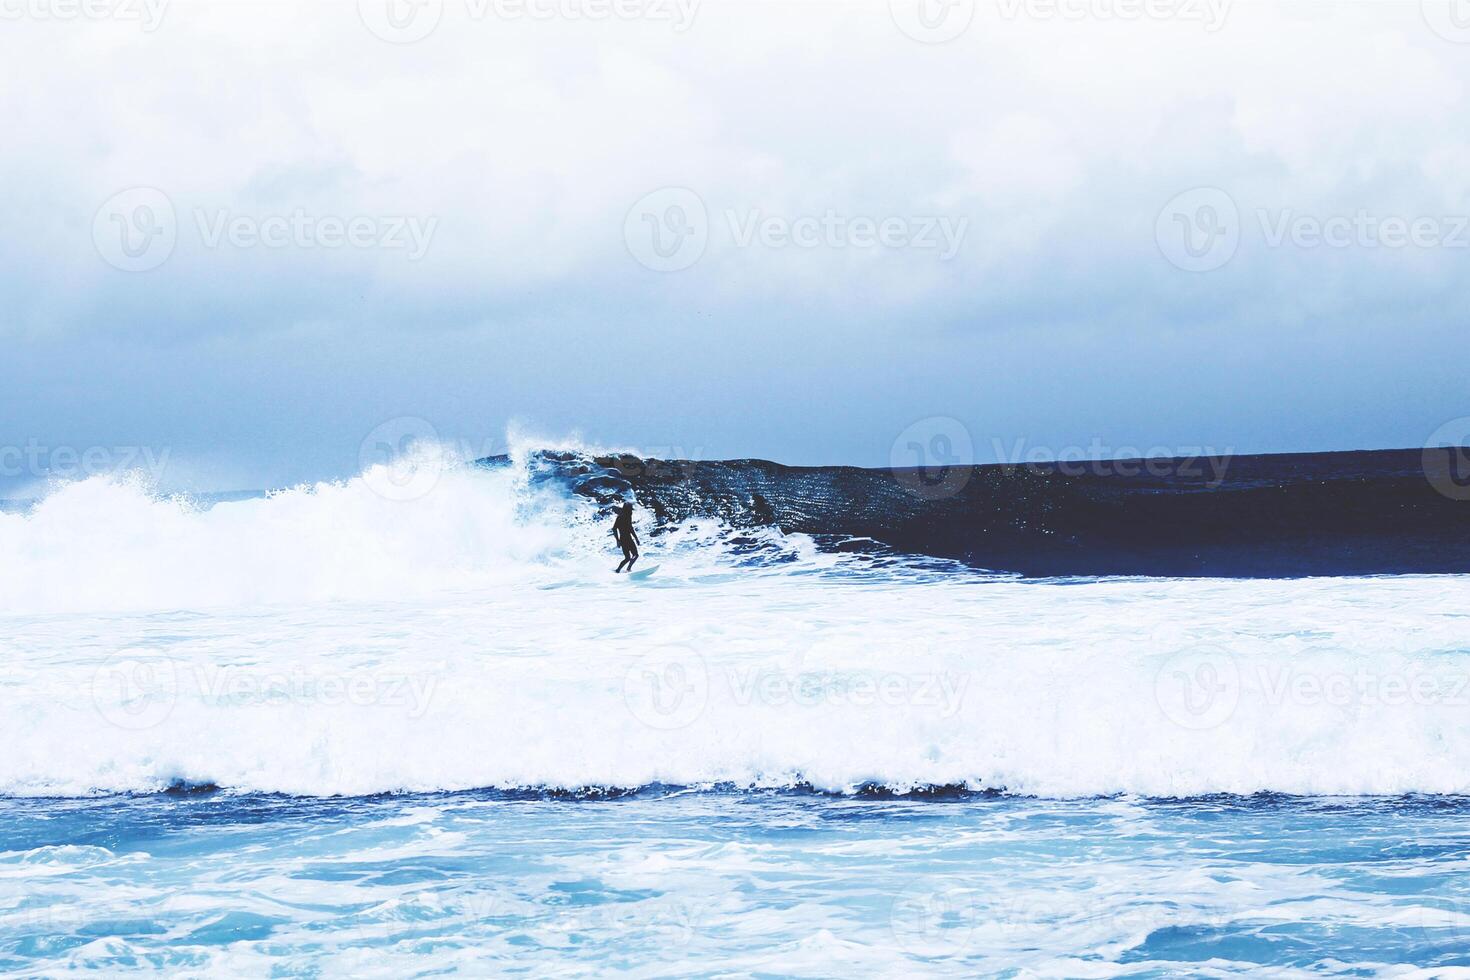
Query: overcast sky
[[3, 0, 1468, 493]]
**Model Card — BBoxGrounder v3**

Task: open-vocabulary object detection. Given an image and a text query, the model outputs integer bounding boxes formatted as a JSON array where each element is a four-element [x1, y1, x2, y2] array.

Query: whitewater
[[4, 443, 1470, 974], [3, 445, 1468, 799]]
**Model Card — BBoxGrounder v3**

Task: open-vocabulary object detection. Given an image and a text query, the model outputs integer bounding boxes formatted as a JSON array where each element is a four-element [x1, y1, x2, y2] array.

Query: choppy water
[[2, 445, 1468, 974], [5, 791, 1470, 975]]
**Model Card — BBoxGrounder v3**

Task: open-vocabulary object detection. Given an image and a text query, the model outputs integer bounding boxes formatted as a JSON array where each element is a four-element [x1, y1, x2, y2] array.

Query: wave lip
[[553, 447, 1470, 578]]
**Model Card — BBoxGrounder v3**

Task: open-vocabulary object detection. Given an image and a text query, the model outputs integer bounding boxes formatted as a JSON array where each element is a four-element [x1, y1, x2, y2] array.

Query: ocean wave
[[3, 440, 1467, 619], [4, 439, 1470, 800], [0, 441, 838, 616], [559, 446, 1470, 578]]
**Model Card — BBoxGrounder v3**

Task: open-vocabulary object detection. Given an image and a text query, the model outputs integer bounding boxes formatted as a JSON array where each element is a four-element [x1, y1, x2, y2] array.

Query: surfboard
[[627, 564, 660, 580]]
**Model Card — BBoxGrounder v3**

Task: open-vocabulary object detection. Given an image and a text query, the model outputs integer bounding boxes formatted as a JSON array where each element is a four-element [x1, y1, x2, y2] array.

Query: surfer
[[612, 501, 640, 573]]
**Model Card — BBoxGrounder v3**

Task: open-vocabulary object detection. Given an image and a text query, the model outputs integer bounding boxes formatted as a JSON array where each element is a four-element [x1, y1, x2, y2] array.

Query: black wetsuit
[[613, 510, 639, 572]]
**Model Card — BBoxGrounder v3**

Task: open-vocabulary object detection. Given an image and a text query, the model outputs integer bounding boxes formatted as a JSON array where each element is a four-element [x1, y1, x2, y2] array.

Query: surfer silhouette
[[612, 501, 640, 573]]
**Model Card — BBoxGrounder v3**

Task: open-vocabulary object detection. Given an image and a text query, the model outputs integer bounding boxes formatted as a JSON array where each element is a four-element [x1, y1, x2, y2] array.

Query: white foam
[[0, 447, 592, 615], [3, 562, 1469, 798], [0, 440, 824, 616]]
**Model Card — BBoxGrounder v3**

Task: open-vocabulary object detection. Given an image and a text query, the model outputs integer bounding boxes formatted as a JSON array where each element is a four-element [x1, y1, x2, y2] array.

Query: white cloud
[[1, 0, 1468, 476]]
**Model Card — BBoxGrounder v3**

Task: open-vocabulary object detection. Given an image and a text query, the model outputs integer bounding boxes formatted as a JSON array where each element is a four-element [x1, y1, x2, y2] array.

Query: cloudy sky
[[2, 0, 1468, 493]]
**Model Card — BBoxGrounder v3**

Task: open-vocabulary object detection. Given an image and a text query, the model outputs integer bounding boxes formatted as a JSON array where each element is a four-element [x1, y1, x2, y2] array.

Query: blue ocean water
[[4, 790, 1470, 975], [3, 445, 1469, 974]]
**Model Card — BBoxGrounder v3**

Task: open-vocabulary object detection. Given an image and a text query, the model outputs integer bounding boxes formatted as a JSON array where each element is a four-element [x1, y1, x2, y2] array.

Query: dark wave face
[[482, 448, 1470, 578]]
